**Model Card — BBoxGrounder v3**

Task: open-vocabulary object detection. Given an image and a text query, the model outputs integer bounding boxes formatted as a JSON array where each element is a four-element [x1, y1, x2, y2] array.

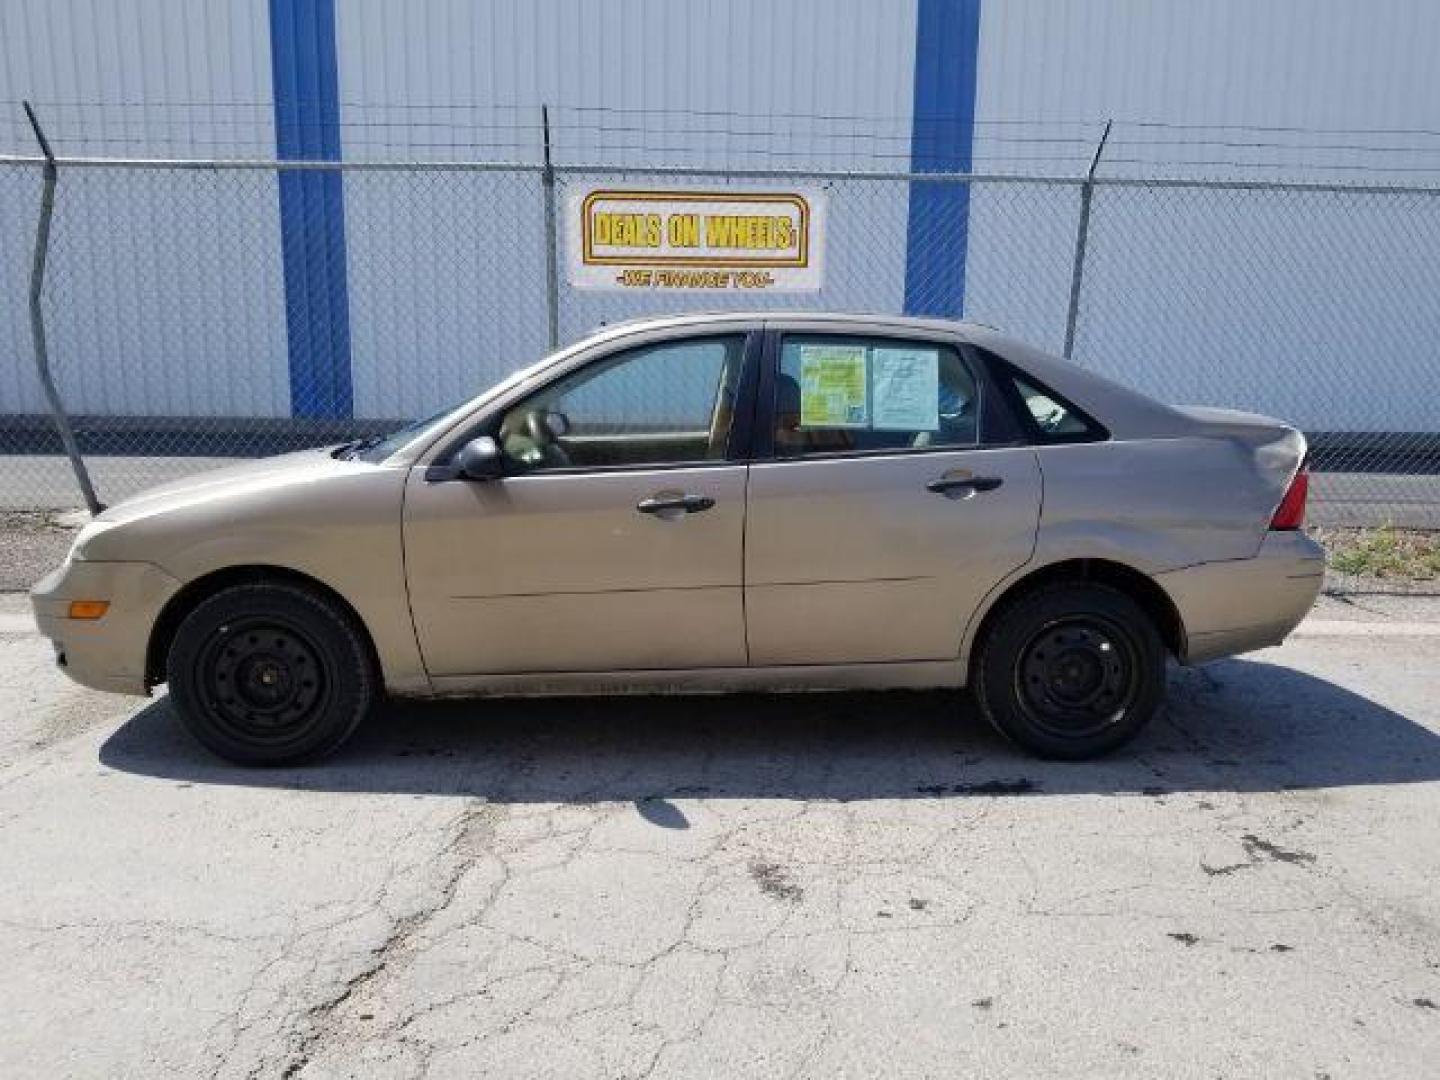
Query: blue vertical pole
[[269, 0, 353, 419], [903, 0, 982, 318]]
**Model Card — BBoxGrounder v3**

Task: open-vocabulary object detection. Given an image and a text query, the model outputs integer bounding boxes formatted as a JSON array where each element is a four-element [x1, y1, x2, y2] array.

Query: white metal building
[[1, 1, 1438, 438]]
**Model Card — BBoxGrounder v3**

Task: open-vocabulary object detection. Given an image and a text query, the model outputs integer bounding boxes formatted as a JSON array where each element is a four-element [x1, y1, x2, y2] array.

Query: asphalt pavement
[[0, 590, 1437, 1078]]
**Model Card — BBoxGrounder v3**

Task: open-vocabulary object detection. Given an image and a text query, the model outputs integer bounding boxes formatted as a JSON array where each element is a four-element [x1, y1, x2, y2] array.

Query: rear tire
[[166, 581, 376, 765], [973, 582, 1165, 760]]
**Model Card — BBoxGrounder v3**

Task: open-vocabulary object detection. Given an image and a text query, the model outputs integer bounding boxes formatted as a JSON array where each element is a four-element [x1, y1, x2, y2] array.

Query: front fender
[[86, 464, 430, 696]]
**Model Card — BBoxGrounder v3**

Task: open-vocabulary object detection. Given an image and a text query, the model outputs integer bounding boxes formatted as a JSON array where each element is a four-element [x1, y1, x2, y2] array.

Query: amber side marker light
[[67, 600, 110, 620]]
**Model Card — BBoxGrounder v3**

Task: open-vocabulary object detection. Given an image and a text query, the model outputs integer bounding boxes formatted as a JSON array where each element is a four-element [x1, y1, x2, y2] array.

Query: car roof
[[589, 310, 990, 337]]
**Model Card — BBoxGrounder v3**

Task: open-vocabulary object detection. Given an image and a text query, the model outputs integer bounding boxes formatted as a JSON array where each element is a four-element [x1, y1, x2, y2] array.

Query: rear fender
[[1034, 437, 1284, 567]]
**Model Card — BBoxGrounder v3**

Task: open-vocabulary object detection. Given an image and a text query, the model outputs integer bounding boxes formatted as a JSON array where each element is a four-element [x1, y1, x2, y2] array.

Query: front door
[[404, 333, 752, 676], [745, 330, 1043, 665]]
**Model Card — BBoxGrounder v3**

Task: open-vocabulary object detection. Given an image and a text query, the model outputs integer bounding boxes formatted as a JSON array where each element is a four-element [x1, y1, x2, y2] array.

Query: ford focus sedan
[[32, 313, 1323, 764]]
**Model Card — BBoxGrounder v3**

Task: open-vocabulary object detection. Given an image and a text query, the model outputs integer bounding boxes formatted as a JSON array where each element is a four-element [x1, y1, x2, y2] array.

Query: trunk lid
[[1174, 405, 1309, 514]]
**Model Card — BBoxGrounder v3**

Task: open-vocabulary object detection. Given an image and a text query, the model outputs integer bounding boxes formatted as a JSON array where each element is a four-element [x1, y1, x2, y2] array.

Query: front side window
[[773, 335, 980, 457], [496, 335, 745, 471]]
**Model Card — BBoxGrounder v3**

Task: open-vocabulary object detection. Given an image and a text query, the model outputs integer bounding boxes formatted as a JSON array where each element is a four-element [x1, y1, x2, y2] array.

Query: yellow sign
[[567, 187, 825, 291], [800, 345, 869, 428]]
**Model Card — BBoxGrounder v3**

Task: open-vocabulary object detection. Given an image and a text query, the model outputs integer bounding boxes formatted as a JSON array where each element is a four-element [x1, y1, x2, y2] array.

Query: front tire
[[166, 581, 376, 765], [973, 582, 1166, 760]]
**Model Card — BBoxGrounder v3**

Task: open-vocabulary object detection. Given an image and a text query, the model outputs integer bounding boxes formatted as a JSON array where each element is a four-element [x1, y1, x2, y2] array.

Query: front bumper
[[31, 560, 183, 695], [1158, 530, 1326, 665]]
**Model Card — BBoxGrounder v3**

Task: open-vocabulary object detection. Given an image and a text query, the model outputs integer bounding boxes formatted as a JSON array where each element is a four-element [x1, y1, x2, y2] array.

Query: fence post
[[1062, 118, 1112, 361], [23, 101, 101, 515], [540, 104, 561, 350]]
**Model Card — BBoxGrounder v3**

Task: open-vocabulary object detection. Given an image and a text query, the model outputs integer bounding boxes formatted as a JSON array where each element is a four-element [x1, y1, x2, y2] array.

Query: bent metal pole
[[23, 101, 101, 515], [1062, 118, 1113, 361]]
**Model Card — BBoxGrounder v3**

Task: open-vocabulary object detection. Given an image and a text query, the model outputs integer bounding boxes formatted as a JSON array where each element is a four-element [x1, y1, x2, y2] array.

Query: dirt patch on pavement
[[0, 512, 78, 592], [748, 859, 804, 903]]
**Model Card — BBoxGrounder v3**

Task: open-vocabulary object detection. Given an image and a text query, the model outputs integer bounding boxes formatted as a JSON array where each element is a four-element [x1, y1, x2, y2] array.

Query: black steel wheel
[[166, 581, 376, 765], [974, 582, 1165, 759], [1015, 615, 1143, 739], [197, 616, 330, 748]]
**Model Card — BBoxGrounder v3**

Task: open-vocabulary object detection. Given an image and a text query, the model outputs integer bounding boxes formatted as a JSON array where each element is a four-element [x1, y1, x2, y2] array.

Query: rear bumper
[[30, 560, 183, 696], [1158, 531, 1325, 665]]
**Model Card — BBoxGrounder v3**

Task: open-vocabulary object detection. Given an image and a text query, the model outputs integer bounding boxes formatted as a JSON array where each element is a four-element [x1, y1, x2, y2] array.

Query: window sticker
[[871, 347, 940, 432], [799, 345, 869, 428]]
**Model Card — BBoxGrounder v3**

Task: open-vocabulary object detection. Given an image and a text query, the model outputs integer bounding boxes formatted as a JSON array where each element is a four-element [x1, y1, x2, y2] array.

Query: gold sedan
[[32, 313, 1322, 764]]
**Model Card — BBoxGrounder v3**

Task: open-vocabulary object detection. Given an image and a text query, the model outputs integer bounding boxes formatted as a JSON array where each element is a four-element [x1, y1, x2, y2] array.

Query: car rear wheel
[[166, 581, 376, 765], [973, 582, 1165, 759]]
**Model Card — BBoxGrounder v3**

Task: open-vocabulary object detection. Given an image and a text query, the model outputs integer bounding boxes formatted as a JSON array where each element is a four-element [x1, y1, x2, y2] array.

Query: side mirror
[[455, 435, 504, 480]]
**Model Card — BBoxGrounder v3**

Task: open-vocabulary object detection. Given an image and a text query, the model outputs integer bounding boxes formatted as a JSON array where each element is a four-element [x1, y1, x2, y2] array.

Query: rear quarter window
[[987, 355, 1108, 444]]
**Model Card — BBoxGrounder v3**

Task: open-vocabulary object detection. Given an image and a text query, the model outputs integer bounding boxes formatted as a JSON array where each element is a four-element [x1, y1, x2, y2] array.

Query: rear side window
[[773, 335, 980, 457]]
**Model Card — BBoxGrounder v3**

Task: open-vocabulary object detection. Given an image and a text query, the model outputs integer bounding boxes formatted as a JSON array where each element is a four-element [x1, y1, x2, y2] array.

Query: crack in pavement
[[242, 799, 502, 1080]]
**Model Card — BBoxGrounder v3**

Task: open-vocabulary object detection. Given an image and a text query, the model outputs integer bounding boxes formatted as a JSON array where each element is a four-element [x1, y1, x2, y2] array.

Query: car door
[[744, 326, 1043, 666], [403, 331, 755, 677]]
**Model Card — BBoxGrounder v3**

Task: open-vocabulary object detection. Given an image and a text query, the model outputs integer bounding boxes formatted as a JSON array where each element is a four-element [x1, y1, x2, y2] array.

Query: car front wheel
[[166, 581, 377, 765], [973, 582, 1166, 759]]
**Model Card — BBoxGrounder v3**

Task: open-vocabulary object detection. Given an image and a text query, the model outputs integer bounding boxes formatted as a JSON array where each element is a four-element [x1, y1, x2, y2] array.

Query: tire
[[165, 581, 377, 765], [973, 582, 1166, 760]]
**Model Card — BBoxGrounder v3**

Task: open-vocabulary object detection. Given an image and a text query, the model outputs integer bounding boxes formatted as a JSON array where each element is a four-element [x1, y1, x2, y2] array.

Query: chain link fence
[[1, 149, 1438, 525]]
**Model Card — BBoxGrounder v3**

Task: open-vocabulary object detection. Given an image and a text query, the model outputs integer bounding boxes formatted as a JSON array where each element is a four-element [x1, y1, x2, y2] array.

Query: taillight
[[1270, 467, 1309, 530]]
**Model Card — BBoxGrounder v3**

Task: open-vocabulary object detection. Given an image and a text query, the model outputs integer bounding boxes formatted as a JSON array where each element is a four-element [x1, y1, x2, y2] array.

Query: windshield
[[332, 337, 630, 465], [334, 359, 551, 464]]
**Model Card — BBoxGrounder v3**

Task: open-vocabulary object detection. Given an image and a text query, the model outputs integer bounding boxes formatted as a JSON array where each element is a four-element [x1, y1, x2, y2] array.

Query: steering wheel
[[525, 409, 573, 468]]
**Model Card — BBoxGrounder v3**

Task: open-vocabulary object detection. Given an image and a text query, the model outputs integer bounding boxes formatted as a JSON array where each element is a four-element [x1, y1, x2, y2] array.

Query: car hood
[[94, 447, 351, 525]]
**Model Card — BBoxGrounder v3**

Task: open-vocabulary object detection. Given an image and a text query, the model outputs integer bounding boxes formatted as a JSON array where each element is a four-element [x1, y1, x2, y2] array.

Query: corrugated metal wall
[[0, 0, 920, 422], [965, 0, 1440, 433], [975, 1, 1440, 143], [0, 1, 275, 158], [1, 0, 1439, 435], [334, 0, 919, 418], [336, 0, 918, 166], [0, 1, 287, 418]]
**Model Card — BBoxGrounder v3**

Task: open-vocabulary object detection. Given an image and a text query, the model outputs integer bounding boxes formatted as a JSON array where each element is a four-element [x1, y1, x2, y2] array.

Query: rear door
[[744, 326, 1042, 666]]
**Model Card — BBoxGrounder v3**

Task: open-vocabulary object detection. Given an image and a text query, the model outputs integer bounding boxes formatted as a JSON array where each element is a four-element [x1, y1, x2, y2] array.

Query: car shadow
[[96, 658, 1440, 806]]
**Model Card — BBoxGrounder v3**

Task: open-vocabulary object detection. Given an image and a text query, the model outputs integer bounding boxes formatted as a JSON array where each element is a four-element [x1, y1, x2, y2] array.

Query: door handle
[[636, 493, 716, 515], [926, 475, 1004, 496]]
